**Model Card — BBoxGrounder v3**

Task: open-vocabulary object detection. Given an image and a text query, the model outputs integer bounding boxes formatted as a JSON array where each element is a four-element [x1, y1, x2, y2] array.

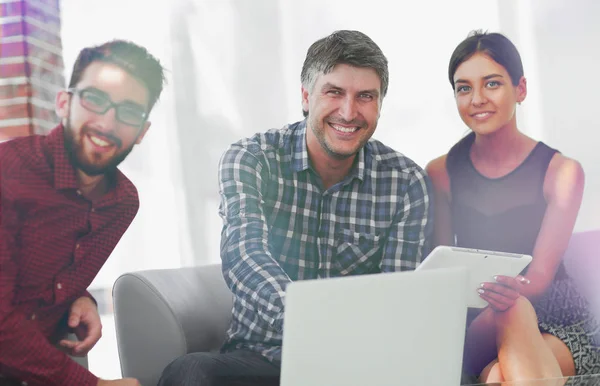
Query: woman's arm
[[478, 154, 585, 307], [425, 155, 454, 248], [519, 154, 585, 301]]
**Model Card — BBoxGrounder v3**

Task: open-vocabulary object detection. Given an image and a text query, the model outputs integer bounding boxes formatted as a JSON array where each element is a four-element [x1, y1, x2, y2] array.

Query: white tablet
[[415, 245, 532, 308]]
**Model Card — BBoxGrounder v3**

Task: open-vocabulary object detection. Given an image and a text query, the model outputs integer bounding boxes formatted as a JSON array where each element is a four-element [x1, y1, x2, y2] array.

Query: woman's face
[[452, 53, 527, 136]]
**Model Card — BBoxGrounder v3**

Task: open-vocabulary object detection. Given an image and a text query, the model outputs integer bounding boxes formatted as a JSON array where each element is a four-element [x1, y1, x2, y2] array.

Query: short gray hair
[[301, 30, 389, 114]]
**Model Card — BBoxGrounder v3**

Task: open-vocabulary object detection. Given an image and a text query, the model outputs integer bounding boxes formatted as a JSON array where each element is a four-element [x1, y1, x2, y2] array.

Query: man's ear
[[135, 121, 151, 145], [55, 90, 71, 120], [301, 85, 310, 116]]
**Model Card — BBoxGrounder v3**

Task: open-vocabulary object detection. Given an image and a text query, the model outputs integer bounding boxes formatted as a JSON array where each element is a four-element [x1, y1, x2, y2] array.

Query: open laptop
[[280, 267, 469, 386]]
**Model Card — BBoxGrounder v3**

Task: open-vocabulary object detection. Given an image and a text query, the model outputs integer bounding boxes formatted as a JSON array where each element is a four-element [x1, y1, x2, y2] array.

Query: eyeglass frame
[[67, 87, 148, 127]]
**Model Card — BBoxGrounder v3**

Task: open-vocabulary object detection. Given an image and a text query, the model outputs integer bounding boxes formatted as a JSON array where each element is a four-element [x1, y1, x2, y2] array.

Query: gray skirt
[[535, 277, 600, 375]]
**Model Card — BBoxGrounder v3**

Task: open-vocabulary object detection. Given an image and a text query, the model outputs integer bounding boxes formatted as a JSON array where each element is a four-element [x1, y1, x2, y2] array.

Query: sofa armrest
[[112, 264, 233, 386]]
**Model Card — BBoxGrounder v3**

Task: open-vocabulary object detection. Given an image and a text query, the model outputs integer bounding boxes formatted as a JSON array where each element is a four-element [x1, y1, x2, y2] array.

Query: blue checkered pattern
[[218, 120, 433, 362]]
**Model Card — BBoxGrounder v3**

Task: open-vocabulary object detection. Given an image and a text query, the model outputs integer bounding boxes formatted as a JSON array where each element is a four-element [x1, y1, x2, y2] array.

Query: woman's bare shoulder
[[426, 154, 450, 193]]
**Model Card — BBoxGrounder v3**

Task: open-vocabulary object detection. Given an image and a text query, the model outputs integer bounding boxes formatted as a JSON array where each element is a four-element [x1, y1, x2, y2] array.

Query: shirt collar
[[290, 119, 366, 183], [350, 145, 366, 182], [45, 123, 79, 191], [291, 120, 310, 173]]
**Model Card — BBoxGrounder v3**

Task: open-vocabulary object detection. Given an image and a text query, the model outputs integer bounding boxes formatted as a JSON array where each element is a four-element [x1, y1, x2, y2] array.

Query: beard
[[63, 116, 135, 177], [308, 114, 372, 160]]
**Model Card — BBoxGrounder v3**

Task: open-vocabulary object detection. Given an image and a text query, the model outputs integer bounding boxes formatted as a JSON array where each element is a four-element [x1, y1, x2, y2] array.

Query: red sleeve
[[84, 290, 98, 307]]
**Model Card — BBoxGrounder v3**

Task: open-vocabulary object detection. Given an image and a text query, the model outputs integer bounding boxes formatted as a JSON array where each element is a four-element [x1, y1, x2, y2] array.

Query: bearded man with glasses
[[0, 40, 165, 386]]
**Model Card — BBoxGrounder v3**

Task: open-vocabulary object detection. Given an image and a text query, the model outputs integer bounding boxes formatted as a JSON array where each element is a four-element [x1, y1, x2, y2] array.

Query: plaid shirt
[[0, 124, 139, 386], [218, 120, 433, 362]]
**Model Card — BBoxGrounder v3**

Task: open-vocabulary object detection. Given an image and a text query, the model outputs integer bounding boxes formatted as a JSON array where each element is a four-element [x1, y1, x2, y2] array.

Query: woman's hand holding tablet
[[416, 246, 533, 308]]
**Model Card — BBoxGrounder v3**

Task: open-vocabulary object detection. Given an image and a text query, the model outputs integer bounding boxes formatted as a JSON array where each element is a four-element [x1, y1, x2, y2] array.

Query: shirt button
[[91, 208, 95, 213], [76, 243, 80, 250], [30, 313, 36, 320], [57, 283, 63, 290], [76, 190, 82, 196]]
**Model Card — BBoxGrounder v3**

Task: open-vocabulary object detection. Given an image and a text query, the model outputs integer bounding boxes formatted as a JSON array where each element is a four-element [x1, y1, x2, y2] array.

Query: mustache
[[82, 126, 122, 148], [326, 117, 367, 129]]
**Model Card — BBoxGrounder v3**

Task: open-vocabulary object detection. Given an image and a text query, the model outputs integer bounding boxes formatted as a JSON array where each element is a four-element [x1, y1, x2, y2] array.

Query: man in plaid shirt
[[160, 29, 433, 386]]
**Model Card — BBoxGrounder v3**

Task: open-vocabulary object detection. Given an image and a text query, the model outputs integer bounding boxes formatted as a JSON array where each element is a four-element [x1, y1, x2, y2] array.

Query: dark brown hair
[[448, 30, 524, 90], [68, 40, 166, 112]]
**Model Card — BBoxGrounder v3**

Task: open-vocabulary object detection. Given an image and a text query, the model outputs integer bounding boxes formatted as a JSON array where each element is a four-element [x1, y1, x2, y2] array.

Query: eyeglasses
[[67, 87, 147, 127]]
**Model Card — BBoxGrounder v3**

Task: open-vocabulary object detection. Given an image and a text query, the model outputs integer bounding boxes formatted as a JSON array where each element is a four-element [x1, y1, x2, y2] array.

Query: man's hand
[[59, 296, 102, 356], [478, 275, 530, 312], [97, 378, 141, 386]]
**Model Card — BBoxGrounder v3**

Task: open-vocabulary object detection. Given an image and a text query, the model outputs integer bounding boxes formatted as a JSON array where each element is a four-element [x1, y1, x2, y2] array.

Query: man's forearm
[[0, 312, 98, 386], [219, 146, 293, 331], [222, 246, 291, 332]]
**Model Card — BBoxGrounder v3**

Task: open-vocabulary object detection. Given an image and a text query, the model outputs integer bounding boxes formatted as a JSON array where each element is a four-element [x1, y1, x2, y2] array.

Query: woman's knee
[[495, 296, 538, 329], [480, 359, 504, 383], [542, 333, 576, 377]]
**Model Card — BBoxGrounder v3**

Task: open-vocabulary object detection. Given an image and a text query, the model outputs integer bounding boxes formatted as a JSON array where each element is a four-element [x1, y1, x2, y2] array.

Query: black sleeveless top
[[446, 132, 567, 278]]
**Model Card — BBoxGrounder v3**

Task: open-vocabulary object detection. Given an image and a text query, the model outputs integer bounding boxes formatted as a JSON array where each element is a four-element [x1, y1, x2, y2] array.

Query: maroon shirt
[[0, 124, 139, 385]]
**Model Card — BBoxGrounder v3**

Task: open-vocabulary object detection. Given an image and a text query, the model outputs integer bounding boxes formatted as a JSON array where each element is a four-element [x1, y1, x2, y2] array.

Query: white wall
[[527, 0, 599, 231], [496, 0, 599, 232]]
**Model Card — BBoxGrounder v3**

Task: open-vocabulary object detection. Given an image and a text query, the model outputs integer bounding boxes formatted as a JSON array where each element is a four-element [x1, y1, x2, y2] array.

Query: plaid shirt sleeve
[[218, 145, 292, 333], [1, 169, 98, 386], [380, 169, 434, 272]]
